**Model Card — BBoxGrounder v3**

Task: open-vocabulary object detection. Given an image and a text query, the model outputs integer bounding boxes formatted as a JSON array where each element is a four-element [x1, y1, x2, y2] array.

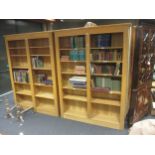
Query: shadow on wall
[[0, 19, 43, 94]]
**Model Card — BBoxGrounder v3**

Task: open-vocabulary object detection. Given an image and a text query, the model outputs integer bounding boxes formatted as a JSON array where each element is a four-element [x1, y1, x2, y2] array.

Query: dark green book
[[112, 79, 121, 91], [104, 77, 112, 90]]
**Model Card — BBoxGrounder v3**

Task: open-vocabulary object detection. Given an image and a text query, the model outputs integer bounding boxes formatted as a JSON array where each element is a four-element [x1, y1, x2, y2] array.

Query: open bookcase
[[5, 32, 59, 116], [55, 24, 132, 129]]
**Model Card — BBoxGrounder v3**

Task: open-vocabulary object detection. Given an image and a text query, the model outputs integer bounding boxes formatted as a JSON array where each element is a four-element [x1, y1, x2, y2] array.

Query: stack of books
[[36, 73, 52, 85], [74, 66, 85, 74], [69, 76, 86, 88], [92, 77, 121, 92], [60, 55, 69, 61], [32, 57, 44, 68], [13, 70, 29, 83]]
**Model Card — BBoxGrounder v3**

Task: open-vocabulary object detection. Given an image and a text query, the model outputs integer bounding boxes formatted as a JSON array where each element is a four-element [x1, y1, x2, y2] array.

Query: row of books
[[90, 63, 121, 76], [32, 56, 44, 68], [13, 70, 29, 83], [69, 50, 85, 61], [92, 77, 121, 91], [91, 50, 122, 61], [60, 36, 85, 48], [60, 51, 85, 61], [91, 34, 111, 47], [69, 76, 86, 88], [36, 73, 52, 85]]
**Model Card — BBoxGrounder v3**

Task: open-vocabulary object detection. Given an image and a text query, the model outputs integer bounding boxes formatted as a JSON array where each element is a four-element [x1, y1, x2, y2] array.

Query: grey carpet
[[0, 92, 129, 135]]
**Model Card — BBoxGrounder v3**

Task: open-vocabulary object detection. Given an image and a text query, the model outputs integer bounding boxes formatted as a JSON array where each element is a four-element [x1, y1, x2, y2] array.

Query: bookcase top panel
[[54, 23, 132, 36], [4, 23, 132, 40], [4, 31, 53, 40]]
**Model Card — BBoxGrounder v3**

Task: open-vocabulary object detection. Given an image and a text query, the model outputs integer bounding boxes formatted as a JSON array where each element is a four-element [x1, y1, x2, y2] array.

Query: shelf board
[[63, 95, 87, 102], [31, 54, 50, 57], [9, 47, 26, 50], [35, 92, 54, 99], [63, 108, 87, 119], [91, 98, 120, 107], [14, 82, 30, 85], [16, 90, 31, 96], [12, 66, 28, 69], [92, 73, 122, 77], [63, 86, 86, 91], [18, 100, 33, 109], [60, 48, 85, 51], [32, 68, 51, 71], [61, 60, 85, 63], [29, 46, 49, 49], [91, 112, 120, 125], [91, 47, 123, 50], [62, 72, 86, 76], [11, 55, 27, 57], [34, 83, 53, 87], [91, 60, 122, 64], [36, 103, 56, 114]]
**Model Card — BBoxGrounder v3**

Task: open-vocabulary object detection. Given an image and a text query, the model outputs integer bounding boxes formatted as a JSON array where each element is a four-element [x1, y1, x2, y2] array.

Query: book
[[97, 34, 111, 47], [114, 63, 121, 76], [79, 50, 85, 60], [61, 55, 69, 61], [112, 79, 121, 91], [36, 73, 53, 85], [32, 56, 44, 68]]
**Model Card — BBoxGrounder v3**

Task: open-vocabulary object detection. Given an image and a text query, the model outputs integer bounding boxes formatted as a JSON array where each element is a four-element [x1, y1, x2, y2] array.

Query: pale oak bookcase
[[5, 32, 59, 116], [55, 24, 132, 129]]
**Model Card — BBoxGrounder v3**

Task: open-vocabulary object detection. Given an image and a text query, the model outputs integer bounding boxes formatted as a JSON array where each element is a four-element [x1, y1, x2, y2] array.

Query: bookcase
[[55, 24, 132, 129], [5, 32, 59, 116]]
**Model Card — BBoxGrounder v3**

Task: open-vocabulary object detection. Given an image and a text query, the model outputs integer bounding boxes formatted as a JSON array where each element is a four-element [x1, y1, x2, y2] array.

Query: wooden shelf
[[31, 54, 50, 57], [5, 32, 59, 117], [29, 46, 49, 49], [9, 47, 26, 50], [63, 108, 87, 119], [19, 100, 33, 109], [92, 73, 122, 77], [63, 86, 86, 91], [91, 112, 120, 126], [91, 47, 123, 50], [91, 60, 122, 64], [12, 66, 28, 69], [16, 90, 31, 96], [62, 72, 86, 75], [60, 48, 85, 51], [34, 83, 52, 87], [32, 68, 51, 71], [63, 95, 87, 102], [35, 92, 54, 99], [61, 60, 85, 63], [11, 55, 27, 57], [36, 104, 56, 115], [14, 82, 30, 85], [91, 98, 120, 107]]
